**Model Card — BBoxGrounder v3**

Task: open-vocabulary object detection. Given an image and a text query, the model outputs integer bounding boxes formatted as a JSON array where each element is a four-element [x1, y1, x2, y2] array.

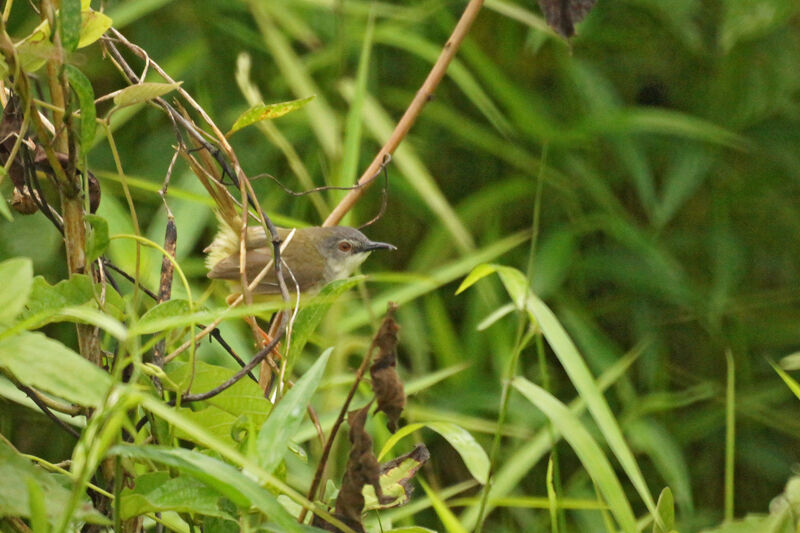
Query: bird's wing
[[207, 244, 325, 295]]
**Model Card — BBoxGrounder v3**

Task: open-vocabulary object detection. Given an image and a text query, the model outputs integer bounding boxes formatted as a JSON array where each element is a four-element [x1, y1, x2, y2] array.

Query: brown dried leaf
[[0, 98, 28, 191], [538, 0, 597, 38], [370, 302, 405, 432]]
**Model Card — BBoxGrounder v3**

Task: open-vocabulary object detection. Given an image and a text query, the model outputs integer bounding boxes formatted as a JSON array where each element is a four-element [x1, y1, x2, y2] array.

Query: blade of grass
[[512, 378, 638, 533]]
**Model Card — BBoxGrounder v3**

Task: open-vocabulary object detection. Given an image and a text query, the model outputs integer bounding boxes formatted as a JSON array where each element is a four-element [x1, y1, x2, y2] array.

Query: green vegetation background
[[1, 0, 799, 531]]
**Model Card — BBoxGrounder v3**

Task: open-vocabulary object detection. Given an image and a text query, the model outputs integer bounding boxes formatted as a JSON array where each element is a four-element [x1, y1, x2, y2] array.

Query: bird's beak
[[361, 240, 397, 252]]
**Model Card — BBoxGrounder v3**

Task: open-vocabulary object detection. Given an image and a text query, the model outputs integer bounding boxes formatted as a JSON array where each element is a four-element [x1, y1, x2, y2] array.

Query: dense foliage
[[1, 0, 799, 531]]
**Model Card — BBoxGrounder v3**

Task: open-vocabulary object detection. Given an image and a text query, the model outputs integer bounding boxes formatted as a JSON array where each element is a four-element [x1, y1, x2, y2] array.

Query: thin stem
[[724, 349, 735, 522], [323, 0, 485, 227]]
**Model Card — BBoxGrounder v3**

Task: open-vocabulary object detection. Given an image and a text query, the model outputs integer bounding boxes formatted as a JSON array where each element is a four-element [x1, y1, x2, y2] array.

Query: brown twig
[[322, 0, 485, 227], [298, 303, 398, 523]]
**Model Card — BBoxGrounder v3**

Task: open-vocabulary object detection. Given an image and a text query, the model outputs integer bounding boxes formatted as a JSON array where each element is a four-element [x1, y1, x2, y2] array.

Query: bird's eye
[[338, 241, 353, 252]]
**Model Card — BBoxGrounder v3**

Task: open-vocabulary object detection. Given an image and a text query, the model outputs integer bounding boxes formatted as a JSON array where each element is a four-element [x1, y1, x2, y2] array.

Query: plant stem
[[323, 0, 485, 227]]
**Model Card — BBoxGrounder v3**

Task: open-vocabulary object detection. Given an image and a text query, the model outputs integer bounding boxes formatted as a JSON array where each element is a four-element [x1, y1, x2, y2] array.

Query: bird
[[205, 222, 396, 297]]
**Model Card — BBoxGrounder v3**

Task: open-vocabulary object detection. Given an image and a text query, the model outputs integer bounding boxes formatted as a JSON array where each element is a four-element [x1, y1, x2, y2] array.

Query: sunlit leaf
[[113, 82, 182, 107], [512, 377, 637, 533], [0, 331, 111, 406], [84, 214, 109, 264], [227, 95, 314, 137], [256, 347, 331, 473], [0, 440, 107, 527], [378, 422, 489, 485], [0, 257, 32, 324], [59, 0, 82, 51], [78, 9, 113, 48]]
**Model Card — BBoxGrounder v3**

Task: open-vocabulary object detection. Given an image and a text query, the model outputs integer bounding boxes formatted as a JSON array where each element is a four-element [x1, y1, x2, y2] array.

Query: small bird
[[206, 222, 396, 296]]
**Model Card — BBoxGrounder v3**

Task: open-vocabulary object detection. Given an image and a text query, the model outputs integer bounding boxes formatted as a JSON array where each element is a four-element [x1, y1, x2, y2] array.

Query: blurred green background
[[2, 0, 800, 531]]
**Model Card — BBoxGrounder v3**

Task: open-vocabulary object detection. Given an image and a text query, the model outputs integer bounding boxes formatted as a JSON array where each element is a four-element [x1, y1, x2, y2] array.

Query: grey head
[[310, 226, 396, 282]]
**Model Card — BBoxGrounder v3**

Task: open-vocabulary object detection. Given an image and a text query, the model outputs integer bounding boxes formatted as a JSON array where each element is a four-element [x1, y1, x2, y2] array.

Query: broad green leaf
[[21, 274, 124, 324], [227, 95, 314, 136], [0, 440, 107, 527], [64, 65, 97, 156], [512, 377, 637, 533], [0, 257, 32, 324], [167, 361, 269, 445], [113, 82, 182, 107], [15, 22, 54, 72], [0, 331, 111, 406], [378, 422, 489, 485], [286, 277, 362, 371], [59, 0, 82, 51], [78, 9, 113, 48], [109, 445, 305, 532], [84, 214, 109, 264], [120, 472, 234, 520], [139, 299, 194, 328], [653, 487, 675, 533], [257, 348, 331, 473]]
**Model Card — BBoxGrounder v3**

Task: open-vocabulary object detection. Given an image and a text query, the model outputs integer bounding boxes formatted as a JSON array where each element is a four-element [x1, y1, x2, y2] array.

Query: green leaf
[[457, 263, 528, 310], [109, 445, 305, 532], [113, 82, 182, 107], [0, 54, 9, 82], [139, 299, 194, 328], [78, 9, 112, 48], [454, 263, 497, 295], [64, 65, 97, 156], [652, 487, 675, 533], [769, 359, 800, 402], [257, 347, 331, 473], [338, 16, 374, 191], [0, 258, 33, 325], [0, 331, 111, 406], [15, 22, 54, 72], [227, 95, 314, 136], [0, 440, 107, 527], [26, 477, 48, 533], [512, 377, 638, 533], [59, 0, 82, 51], [523, 292, 658, 522], [364, 444, 429, 511], [377, 422, 489, 485], [285, 277, 363, 373], [84, 214, 109, 264], [419, 478, 468, 533], [21, 274, 124, 325], [120, 472, 234, 520], [167, 361, 270, 446]]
